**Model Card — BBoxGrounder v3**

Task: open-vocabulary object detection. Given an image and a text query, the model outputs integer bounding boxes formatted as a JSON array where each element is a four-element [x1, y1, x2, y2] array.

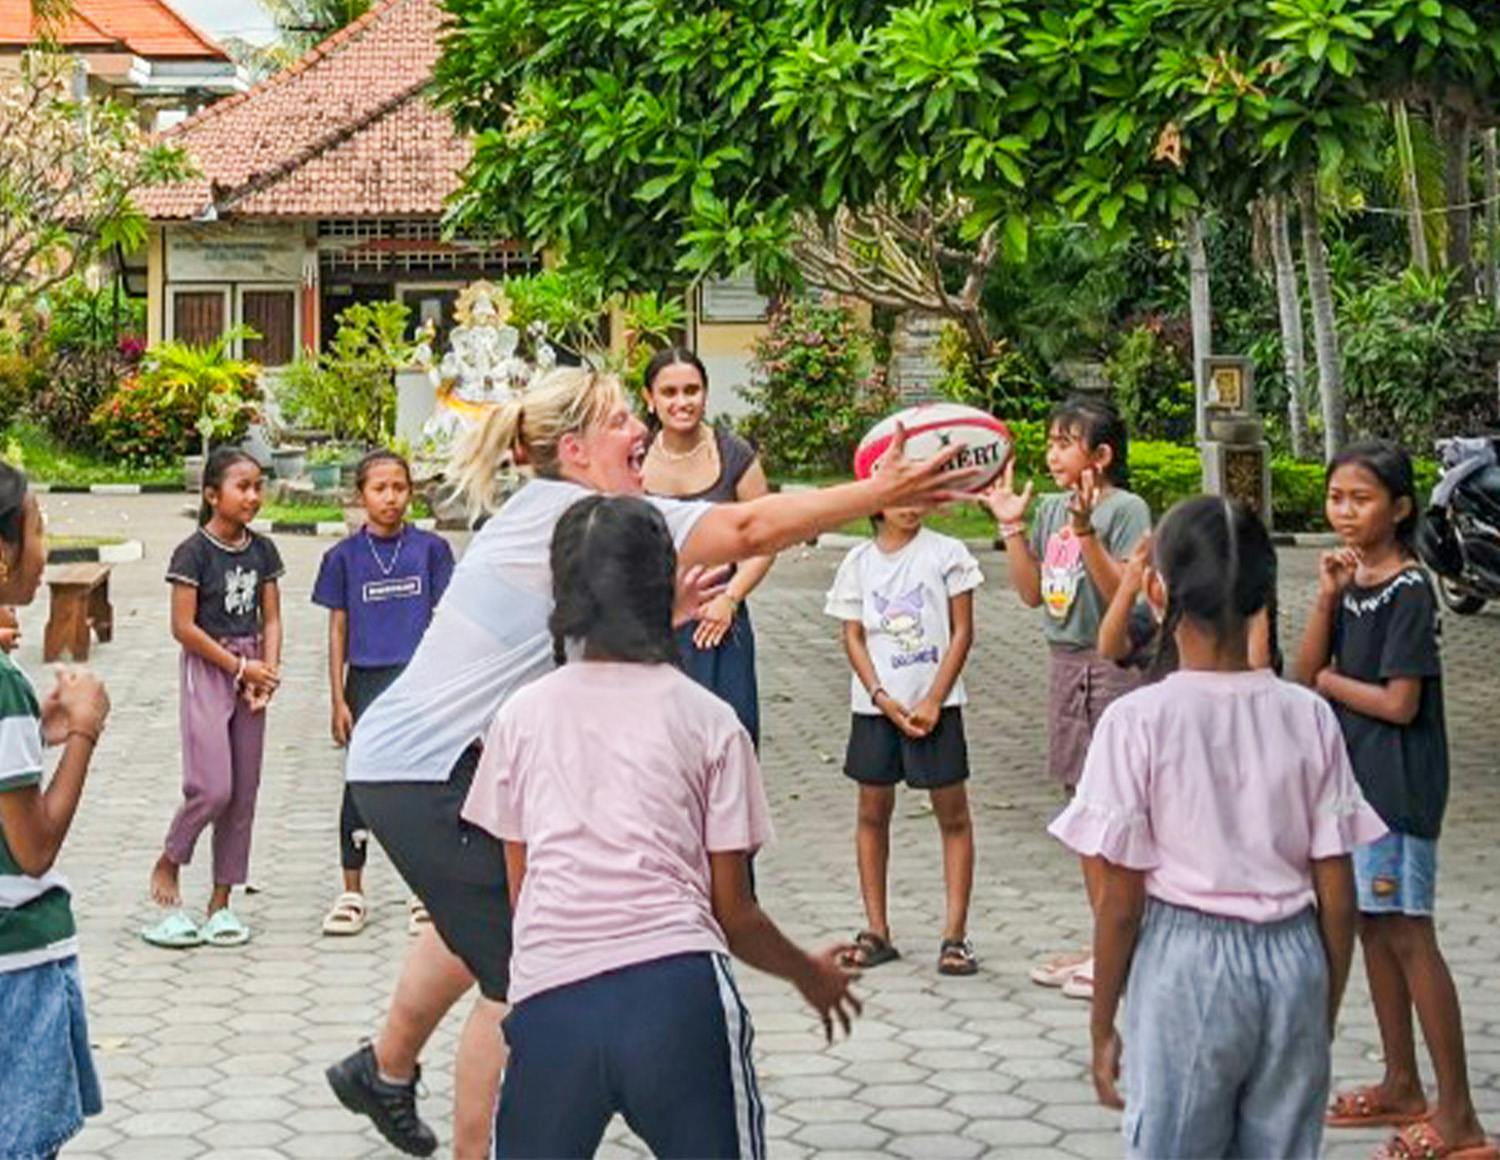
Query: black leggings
[[340, 665, 406, 872]]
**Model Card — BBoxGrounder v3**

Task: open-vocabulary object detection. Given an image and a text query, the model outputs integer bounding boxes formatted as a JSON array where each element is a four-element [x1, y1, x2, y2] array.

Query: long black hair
[[199, 446, 260, 525], [0, 460, 28, 548], [1152, 496, 1277, 661], [1050, 397, 1131, 487], [548, 495, 679, 666], [1327, 439, 1419, 554]]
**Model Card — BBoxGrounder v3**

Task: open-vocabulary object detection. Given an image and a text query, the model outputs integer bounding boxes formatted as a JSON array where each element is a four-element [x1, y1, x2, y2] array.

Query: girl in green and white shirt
[[0, 461, 112, 1158]]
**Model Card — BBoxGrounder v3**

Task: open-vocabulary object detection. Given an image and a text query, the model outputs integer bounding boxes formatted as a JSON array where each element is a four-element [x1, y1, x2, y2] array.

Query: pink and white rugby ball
[[854, 403, 1014, 490]]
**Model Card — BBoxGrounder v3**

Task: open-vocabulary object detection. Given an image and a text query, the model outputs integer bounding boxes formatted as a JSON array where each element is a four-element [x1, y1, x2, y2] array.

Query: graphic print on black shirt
[[166, 528, 285, 639], [1331, 565, 1448, 839]]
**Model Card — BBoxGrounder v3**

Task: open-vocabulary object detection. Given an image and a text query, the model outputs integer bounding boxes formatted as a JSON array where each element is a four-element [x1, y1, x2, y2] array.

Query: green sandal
[[140, 911, 203, 949], [200, 908, 251, 947]]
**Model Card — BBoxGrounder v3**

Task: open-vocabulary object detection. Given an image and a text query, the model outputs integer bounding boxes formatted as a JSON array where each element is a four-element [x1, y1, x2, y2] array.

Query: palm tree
[[1184, 214, 1212, 442], [1296, 175, 1346, 459], [1266, 195, 1311, 459]]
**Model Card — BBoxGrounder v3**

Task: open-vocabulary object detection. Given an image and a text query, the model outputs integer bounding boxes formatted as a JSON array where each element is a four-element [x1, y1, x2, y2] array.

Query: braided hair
[[1151, 496, 1276, 667], [548, 495, 679, 666]]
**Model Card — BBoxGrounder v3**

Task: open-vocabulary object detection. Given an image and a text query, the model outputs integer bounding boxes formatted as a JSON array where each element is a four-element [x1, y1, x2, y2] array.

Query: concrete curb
[[33, 483, 181, 495], [46, 539, 145, 565], [816, 531, 1340, 551]]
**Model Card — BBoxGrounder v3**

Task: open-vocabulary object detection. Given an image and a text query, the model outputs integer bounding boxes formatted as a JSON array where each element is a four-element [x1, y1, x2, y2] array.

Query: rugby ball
[[854, 403, 1014, 490]]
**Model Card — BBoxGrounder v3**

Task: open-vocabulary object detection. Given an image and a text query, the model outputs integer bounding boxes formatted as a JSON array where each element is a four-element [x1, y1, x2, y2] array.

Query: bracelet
[[869, 685, 887, 703], [999, 522, 1026, 540], [1071, 522, 1096, 538], [66, 728, 100, 747]]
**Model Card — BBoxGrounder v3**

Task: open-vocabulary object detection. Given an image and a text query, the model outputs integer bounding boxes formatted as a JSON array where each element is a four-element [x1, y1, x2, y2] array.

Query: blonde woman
[[325, 367, 970, 1159]]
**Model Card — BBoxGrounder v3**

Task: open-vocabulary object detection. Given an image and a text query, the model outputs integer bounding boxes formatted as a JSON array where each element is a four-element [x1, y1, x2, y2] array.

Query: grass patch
[[3, 423, 179, 487], [836, 502, 998, 543], [50, 534, 127, 549], [258, 497, 433, 526]]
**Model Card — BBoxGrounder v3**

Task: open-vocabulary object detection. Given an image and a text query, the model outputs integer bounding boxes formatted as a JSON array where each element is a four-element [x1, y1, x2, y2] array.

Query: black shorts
[[844, 707, 970, 790], [350, 749, 512, 1001]]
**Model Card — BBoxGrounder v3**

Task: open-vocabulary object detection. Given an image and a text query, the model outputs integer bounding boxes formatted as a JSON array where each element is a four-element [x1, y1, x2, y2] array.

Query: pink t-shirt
[[462, 661, 774, 1005], [1049, 669, 1387, 923]]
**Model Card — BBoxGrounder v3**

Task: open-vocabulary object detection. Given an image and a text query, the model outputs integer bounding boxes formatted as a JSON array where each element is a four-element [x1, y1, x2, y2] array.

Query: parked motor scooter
[[1415, 436, 1500, 614]]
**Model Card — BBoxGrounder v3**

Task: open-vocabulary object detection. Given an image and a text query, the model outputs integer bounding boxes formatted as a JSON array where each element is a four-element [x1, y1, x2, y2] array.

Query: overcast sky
[[168, 0, 280, 47]]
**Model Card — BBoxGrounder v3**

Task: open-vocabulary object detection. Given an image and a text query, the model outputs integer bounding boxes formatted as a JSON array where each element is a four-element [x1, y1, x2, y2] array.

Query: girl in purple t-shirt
[[313, 451, 454, 937], [464, 495, 860, 1159]]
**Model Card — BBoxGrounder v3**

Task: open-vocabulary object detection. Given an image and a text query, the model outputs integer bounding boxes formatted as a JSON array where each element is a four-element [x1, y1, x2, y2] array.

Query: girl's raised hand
[[796, 946, 864, 1043], [51, 666, 110, 739], [1317, 548, 1359, 599], [1070, 467, 1101, 530], [982, 460, 1034, 526], [1092, 1027, 1124, 1109]]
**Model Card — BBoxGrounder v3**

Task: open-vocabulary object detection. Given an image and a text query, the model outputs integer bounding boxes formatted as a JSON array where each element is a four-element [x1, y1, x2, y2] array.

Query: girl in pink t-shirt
[[463, 495, 860, 1159], [1050, 497, 1385, 1159]]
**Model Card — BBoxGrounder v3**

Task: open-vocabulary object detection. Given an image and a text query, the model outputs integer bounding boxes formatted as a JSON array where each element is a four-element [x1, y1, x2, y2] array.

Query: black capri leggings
[[340, 665, 406, 872]]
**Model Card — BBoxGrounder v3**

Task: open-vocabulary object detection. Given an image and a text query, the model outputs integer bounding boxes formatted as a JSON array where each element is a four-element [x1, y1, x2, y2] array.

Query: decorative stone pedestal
[[1199, 356, 1273, 528]]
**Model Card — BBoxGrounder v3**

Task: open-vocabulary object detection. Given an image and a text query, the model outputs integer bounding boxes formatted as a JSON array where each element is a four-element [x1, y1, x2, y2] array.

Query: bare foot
[[150, 854, 181, 908]]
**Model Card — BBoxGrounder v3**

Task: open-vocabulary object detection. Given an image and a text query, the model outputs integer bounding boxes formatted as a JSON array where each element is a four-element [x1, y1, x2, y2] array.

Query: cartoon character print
[[224, 565, 259, 618], [873, 586, 940, 668], [1041, 527, 1084, 622]]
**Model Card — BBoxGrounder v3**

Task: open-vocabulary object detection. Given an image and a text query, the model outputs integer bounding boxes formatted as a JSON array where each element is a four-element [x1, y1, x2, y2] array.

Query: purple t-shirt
[[311, 526, 455, 668]]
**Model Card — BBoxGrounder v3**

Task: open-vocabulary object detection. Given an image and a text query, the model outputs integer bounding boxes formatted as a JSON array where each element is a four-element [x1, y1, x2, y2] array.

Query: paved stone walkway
[[22, 494, 1500, 1158]]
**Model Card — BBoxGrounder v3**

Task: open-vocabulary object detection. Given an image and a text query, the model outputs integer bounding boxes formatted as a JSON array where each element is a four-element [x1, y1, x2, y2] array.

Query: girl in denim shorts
[[0, 461, 112, 1158], [1301, 441, 1495, 1159]]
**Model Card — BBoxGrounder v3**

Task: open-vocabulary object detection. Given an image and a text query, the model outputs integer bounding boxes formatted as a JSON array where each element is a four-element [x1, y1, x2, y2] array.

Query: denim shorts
[[0, 956, 103, 1159], [1355, 831, 1437, 916]]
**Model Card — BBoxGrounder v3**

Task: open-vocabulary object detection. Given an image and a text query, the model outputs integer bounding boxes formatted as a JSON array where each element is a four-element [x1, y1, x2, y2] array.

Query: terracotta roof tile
[[0, 1, 228, 59], [139, 0, 463, 220]]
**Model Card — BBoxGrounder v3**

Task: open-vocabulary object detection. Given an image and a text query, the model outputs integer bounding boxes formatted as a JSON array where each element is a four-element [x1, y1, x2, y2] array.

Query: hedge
[[1005, 420, 1440, 533]]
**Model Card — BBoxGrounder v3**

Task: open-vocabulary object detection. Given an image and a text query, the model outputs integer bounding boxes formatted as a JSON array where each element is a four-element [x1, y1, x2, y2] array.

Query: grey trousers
[[1123, 899, 1330, 1159]]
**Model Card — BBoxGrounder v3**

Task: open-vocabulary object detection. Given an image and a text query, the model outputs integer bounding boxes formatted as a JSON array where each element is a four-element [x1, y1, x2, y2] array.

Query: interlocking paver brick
[[35, 496, 1499, 1159]]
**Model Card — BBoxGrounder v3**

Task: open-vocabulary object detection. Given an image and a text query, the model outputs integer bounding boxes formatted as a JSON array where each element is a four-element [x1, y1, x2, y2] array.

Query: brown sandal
[[938, 938, 978, 976], [1326, 1086, 1428, 1129], [841, 930, 899, 968]]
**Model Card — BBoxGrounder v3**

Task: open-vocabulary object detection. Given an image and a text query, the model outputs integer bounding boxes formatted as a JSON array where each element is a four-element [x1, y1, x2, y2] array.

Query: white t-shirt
[[346, 479, 709, 783], [824, 528, 983, 715], [462, 662, 774, 1005]]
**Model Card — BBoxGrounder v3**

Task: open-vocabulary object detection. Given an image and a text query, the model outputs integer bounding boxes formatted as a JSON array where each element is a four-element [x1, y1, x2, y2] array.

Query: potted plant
[[135, 327, 262, 491], [270, 442, 308, 481], [307, 443, 344, 490]]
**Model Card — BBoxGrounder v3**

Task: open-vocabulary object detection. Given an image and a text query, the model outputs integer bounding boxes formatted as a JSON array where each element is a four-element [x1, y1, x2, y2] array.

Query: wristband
[[66, 728, 100, 747], [1072, 522, 1096, 538], [999, 522, 1026, 540], [869, 685, 887, 704]]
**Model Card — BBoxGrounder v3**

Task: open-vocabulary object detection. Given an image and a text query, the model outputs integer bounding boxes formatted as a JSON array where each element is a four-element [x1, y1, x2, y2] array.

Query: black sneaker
[[326, 1042, 438, 1157]]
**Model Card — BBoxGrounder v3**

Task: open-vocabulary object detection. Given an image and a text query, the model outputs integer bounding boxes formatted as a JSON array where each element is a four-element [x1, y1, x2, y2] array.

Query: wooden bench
[[44, 563, 113, 663]]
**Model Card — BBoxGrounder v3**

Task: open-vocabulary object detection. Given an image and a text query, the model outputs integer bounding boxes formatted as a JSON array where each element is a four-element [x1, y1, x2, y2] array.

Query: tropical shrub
[[87, 374, 200, 466], [933, 323, 1054, 423], [1105, 322, 1195, 444], [739, 300, 895, 478], [276, 301, 410, 445]]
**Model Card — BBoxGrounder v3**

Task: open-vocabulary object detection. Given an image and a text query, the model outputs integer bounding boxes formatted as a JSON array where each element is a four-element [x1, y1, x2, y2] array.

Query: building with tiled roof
[[137, 0, 537, 368], [1, 0, 243, 118]]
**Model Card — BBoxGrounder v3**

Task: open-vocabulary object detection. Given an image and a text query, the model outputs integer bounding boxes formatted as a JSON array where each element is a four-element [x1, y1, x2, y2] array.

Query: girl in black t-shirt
[[1297, 440, 1491, 1159], [144, 449, 284, 950]]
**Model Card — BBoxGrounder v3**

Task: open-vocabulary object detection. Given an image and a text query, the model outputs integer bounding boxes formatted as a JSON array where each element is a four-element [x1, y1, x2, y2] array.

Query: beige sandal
[[322, 891, 367, 936], [406, 896, 432, 937]]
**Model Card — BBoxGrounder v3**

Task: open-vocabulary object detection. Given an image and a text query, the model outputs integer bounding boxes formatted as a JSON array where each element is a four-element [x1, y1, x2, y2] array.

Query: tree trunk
[[1392, 101, 1431, 275], [1269, 195, 1311, 459], [1439, 105, 1474, 285], [1485, 127, 1498, 323], [1297, 175, 1346, 459], [1185, 213, 1212, 442]]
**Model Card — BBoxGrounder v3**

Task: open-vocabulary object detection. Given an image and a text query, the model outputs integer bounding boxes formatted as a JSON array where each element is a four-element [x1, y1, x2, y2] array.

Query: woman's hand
[[1317, 548, 1359, 600], [1091, 1027, 1124, 1109], [692, 593, 738, 650], [872, 423, 983, 508], [331, 700, 355, 746], [794, 947, 864, 1042], [981, 460, 1034, 527]]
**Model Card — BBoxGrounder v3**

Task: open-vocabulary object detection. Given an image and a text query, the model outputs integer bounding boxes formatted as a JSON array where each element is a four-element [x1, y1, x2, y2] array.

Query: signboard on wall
[[166, 225, 305, 283], [700, 271, 770, 322]]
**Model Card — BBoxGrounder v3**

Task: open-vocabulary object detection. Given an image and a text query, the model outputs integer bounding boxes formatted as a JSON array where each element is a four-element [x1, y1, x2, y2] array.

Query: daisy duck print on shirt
[[1028, 491, 1152, 649]]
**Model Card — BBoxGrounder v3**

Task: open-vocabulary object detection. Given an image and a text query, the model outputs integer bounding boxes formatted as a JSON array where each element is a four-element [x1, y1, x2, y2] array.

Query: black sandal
[[842, 930, 900, 968], [938, 938, 978, 976]]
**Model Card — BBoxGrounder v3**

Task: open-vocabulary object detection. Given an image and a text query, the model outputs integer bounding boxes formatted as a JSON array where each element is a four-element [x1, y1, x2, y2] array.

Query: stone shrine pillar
[[1199, 356, 1273, 528]]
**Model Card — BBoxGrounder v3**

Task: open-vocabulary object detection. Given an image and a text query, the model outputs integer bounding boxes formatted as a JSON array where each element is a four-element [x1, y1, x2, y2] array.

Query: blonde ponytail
[[446, 367, 626, 521]]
